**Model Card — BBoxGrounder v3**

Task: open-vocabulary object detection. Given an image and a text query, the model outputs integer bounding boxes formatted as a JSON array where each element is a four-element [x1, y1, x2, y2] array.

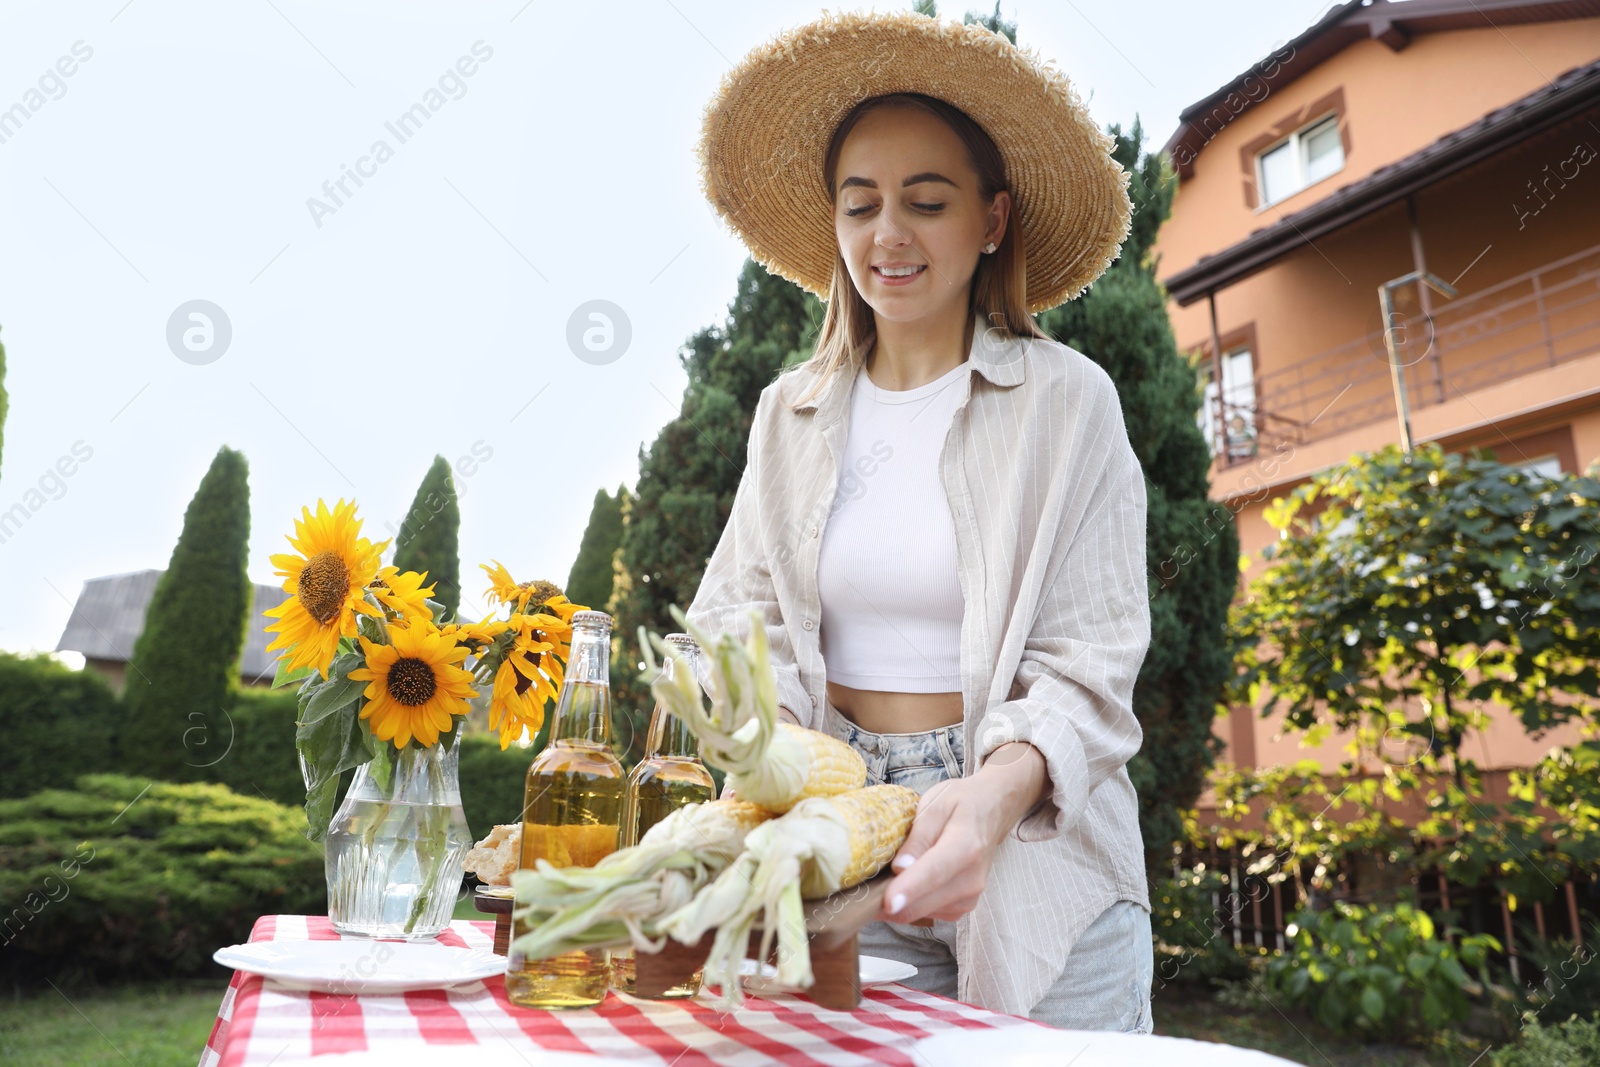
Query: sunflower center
[[387, 657, 438, 707], [299, 551, 352, 624]]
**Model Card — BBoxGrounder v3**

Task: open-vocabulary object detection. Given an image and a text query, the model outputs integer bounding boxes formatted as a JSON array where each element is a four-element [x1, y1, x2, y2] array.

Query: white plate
[[739, 954, 917, 991], [213, 940, 507, 994], [911, 1027, 1303, 1067], [859, 954, 917, 986]]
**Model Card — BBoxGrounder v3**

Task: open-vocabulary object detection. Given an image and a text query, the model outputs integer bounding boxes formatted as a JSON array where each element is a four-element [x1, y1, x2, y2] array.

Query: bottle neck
[[646, 706, 701, 760], [551, 624, 612, 745], [645, 644, 703, 761]]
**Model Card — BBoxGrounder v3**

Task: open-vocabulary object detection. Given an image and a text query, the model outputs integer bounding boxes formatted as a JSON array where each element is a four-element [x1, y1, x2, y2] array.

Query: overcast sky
[[0, 0, 1331, 658]]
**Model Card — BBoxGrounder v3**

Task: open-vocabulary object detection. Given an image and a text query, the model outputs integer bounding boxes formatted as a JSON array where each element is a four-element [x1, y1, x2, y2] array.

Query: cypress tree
[[565, 485, 626, 612], [1037, 117, 1238, 873], [123, 446, 253, 780], [608, 260, 820, 760], [393, 456, 461, 621]]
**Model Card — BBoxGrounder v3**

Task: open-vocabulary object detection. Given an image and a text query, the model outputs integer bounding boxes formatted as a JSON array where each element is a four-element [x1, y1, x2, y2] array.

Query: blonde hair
[[784, 92, 1048, 411]]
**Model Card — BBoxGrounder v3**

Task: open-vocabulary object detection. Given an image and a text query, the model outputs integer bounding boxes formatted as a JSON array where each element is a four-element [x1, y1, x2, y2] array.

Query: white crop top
[[816, 358, 966, 692]]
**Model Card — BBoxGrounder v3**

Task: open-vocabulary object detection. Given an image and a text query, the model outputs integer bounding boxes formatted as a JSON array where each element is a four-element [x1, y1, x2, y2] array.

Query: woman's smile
[[872, 262, 928, 285]]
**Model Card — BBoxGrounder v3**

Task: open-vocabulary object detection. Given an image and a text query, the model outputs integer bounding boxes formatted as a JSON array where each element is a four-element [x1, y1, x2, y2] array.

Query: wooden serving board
[[632, 871, 892, 1010]]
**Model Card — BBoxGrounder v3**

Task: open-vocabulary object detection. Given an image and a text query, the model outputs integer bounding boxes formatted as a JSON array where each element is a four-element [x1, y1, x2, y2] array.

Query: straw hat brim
[[696, 10, 1133, 314]]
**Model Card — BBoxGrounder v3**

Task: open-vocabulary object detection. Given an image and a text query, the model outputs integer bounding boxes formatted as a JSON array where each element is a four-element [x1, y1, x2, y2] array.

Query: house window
[[1515, 454, 1563, 480], [1197, 346, 1258, 460], [1256, 114, 1344, 206]]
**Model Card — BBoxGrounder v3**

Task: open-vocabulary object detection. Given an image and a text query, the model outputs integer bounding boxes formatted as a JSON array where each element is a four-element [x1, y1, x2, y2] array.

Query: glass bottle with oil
[[611, 633, 716, 997], [505, 609, 625, 1009]]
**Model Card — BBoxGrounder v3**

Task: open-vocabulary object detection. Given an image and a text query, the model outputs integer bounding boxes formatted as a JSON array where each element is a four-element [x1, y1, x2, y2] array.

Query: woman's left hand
[[877, 742, 1046, 924]]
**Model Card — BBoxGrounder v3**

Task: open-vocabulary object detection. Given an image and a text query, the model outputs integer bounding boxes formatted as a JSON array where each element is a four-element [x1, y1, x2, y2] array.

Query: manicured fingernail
[[892, 854, 916, 871], [889, 893, 907, 915]]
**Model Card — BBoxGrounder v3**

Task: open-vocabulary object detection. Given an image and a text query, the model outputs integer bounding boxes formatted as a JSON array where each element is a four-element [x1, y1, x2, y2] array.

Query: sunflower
[[264, 499, 391, 679], [370, 566, 436, 622], [487, 618, 565, 749], [349, 621, 478, 748], [482, 563, 589, 618]]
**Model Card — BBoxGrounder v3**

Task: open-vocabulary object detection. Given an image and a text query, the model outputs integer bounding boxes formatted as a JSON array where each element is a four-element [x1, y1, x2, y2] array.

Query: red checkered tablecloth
[[201, 915, 1048, 1065]]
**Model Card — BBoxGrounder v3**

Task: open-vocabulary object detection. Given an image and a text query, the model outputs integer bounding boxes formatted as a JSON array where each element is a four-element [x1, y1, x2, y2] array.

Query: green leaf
[[271, 658, 314, 689], [1405, 951, 1434, 979], [297, 698, 375, 842], [1360, 985, 1385, 1024], [299, 654, 366, 725]]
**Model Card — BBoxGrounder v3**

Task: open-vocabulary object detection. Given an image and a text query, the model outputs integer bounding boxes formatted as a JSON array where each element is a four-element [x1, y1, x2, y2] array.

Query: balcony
[[1209, 241, 1600, 466]]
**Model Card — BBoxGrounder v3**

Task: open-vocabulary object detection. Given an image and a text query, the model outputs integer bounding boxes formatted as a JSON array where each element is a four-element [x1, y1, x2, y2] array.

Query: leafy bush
[[205, 687, 305, 807], [1491, 1014, 1600, 1066], [1151, 866, 1266, 988], [457, 735, 532, 837], [0, 653, 120, 799], [1265, 901, 1499, 1039], [0, 775, 323, 981], [1509, 925, 1600, 1031]]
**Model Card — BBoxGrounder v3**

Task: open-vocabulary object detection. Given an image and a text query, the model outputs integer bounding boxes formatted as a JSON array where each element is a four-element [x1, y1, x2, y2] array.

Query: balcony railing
[[1211, 241, 1600, 467]]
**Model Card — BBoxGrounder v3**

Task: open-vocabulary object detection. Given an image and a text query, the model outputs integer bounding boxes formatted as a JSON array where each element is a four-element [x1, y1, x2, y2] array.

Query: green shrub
[[457, 735, 532, 837], [1265, 900, 1499, 1039], [0, 653, 120, 799], [1151, 866, 1267, 988], [1509, 926, 1600, 1034], [206, 687, 304, 807], [1491, 1014, 1600, 1066], [0, 775, 323, 981]]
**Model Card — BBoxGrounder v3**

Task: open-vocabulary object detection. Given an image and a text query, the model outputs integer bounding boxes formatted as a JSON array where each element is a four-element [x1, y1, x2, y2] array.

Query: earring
[[983, 242, 997, 254]]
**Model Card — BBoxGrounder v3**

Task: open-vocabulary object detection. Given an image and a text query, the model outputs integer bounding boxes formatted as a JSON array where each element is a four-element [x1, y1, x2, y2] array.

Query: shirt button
[[802, 619, 814, 631], [810, 694, 818, 708]]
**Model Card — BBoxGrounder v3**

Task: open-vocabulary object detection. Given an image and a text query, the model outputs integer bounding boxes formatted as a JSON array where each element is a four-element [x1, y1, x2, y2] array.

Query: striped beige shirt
[[686, 311, 1151, 1017]]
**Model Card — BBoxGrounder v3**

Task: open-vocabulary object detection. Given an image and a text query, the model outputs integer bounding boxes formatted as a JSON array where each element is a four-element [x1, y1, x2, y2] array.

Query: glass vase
[[325, 741, 473, 940]]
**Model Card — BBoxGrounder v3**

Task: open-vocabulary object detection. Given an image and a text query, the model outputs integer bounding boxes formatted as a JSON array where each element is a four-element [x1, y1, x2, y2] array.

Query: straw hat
[[696, 9, 1132, 313]]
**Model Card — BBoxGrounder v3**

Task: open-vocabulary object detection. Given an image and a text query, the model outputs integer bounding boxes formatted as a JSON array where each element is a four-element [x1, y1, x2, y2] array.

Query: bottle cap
[[664, 633, 701, 658], [570, 610, 614, 630]]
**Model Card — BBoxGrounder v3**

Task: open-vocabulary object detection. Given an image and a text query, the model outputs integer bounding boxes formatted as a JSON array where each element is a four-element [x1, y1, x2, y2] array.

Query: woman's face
[[833, 106, 1009, 325]]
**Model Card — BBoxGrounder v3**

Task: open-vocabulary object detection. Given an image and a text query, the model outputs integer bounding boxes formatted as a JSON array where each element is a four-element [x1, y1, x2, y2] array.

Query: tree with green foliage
[[1040, 116, 1238, 872], [1206, 444, 1600, 903], [122, 446, 253, 780], [1235, 443, 1600, 770], [394, 455, 462, 620], [607, 260, 820, 761], [565, 485, 626, 612]]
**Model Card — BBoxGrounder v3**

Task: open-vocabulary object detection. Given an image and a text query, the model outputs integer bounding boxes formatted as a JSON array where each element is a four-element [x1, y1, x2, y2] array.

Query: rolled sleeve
[[973, 444, 1150, 842], [684, 394, 813, 727]]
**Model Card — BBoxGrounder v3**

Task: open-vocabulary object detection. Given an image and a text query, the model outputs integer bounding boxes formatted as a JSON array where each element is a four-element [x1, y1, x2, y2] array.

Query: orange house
[[1153, 0, 1600, 784]]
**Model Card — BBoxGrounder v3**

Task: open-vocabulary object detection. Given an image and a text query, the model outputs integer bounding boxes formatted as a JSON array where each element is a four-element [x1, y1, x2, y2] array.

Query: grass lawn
[[0, 980, 227, 1067], [1154, 985, 1496, 1066]]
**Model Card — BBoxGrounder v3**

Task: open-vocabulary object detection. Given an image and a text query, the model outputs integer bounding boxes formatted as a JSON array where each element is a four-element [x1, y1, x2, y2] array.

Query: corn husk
[[638, 605, 863, 810], [508, 799, 771, 960]]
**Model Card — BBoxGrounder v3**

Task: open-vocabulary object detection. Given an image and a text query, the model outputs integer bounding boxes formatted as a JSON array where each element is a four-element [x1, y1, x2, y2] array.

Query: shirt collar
[[783, 311, 1027, 424]]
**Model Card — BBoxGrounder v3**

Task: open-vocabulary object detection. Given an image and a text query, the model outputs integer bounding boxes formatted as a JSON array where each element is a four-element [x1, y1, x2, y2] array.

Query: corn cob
[[662, 784, 921, 1008], [509, 799, 772, 960], [638, 604, 867, 812]]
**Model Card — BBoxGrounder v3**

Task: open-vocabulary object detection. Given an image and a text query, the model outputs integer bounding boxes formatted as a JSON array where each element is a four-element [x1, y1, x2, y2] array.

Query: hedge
[[0, 653, 120, 799], [0, 775, 324, 981]]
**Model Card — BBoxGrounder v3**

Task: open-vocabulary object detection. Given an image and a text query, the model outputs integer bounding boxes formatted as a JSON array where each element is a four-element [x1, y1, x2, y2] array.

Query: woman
[[685, 11, 1153, 1031]]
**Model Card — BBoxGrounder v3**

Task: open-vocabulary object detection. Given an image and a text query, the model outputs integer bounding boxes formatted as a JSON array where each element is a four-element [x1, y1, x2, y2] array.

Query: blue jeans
[[823, 701, 1154, 1032]]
